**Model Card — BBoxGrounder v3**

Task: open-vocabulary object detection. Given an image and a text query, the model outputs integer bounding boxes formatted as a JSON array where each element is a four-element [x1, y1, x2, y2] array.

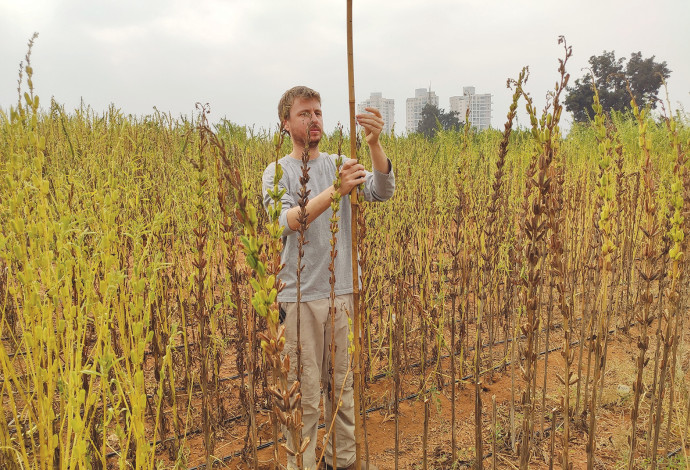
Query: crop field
[[2, 39, 690, 470]]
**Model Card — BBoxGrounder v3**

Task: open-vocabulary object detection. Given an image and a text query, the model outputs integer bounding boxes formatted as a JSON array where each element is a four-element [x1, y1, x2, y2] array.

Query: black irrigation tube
[[98, 323, 568, 464], [184, 337, 576, 469], [139, 319, 571, 401], [15, 319, 644, 467], [6, 319, 574, 445], [102, 330, 531, 460], [104, 413, 246, 459], [185, 319, 656, 470]]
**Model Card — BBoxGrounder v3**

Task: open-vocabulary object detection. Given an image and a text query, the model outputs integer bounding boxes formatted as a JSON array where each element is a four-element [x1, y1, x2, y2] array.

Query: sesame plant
[[3, 33, 690, 470]]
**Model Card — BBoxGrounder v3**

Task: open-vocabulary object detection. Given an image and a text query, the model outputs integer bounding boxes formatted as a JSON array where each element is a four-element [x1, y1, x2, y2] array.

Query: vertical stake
[[347, 1, 363, 468]]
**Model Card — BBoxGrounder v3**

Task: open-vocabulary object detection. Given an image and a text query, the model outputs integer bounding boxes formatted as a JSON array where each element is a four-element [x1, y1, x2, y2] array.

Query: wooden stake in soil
[[346, 1, 364, 468]]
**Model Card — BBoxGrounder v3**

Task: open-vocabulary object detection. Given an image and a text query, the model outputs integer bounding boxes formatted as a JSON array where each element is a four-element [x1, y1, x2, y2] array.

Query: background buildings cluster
[[357, 86, 493, 135]]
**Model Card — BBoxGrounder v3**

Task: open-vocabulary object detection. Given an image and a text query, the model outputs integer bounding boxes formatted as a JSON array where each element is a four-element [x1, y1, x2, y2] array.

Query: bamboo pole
[[347, 1, 364, 468]]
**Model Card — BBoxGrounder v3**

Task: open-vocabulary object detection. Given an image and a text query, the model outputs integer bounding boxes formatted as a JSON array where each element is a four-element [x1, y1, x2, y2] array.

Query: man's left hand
[[356, 107, 384, 147]]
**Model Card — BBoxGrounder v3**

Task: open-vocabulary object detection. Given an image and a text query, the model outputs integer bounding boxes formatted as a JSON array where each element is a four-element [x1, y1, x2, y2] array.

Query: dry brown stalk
[[646, 259, 669, 461], [327, 148, 344, 469], [661, 96, 688, 452], [627, 97, 662, 470], [202, 122, 306, 470], [517, 37, 570, 470], [216, 139, 259, 465], [623, 172, 642, 331], [193, 104, 215, 468], [393, 274, 403, 470], [649, 97, 687, 469], [586, 74, 619, 470], [574, 175, 596, 418], [294, 127, 312, 469], [548, 163, 575, 470], [492, 394, 498, 470], [446, 162, 468, 465], [481, 66, 526, 409], [355, 137, 371, 466]]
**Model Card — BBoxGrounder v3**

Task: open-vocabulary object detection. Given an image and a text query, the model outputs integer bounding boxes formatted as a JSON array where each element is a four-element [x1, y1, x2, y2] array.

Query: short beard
[[295, 133, 319, 149]]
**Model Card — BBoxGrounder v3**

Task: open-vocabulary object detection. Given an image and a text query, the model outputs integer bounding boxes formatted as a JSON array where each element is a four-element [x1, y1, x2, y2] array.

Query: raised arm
[[283, 158, 366, 231]]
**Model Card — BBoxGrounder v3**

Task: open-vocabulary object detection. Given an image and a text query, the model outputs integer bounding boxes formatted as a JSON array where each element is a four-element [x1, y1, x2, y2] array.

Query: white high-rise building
[[449, 86, 492, 131], [357, 92, 395, 135], [406, 88, 439, 134]]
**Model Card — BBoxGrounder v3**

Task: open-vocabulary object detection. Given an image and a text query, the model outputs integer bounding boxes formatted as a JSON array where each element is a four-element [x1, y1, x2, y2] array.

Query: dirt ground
[[172, 322, 690, 470]]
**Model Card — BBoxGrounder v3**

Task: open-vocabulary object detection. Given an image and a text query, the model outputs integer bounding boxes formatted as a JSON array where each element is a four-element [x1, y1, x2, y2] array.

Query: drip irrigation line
[[101, 334, 520, 460], [368, 318, 573, 382], [183, 333, 582, 470], [102, 330, 562, 466], [11, 318, 640, 465], [184, 318, 644, 469], [104, 413, 245, 459]]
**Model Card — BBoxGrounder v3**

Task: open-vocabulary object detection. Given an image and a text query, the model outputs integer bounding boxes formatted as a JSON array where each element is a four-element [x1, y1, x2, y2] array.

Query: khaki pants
[[281, 294, 356, 470]]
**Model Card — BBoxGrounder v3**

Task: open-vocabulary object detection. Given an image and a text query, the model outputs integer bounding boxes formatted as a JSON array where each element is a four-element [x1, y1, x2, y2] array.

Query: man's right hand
[[339, 158, 366, 196]]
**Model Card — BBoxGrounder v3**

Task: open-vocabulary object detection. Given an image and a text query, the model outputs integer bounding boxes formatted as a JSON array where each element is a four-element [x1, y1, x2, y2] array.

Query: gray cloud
[[2, 0, 688, 134]]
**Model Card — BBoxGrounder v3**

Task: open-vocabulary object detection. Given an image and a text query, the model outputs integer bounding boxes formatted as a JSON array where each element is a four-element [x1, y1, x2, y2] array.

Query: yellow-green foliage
[[0, 57, 688, 469]]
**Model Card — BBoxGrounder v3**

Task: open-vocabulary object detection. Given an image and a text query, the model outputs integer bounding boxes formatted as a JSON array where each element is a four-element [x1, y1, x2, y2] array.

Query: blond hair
[[278, 86, 321, 132]]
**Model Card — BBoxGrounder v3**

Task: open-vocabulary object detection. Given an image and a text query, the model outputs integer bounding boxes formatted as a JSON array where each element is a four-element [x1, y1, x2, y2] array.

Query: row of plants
[[1, 37, 690, 469]]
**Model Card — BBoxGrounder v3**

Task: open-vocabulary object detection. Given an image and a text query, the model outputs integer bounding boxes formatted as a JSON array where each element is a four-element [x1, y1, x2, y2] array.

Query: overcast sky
[[1, 0, 688, 135]]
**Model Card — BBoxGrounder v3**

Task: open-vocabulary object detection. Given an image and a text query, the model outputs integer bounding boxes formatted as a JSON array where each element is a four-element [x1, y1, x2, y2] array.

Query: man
[[262, 86, 395, 470]]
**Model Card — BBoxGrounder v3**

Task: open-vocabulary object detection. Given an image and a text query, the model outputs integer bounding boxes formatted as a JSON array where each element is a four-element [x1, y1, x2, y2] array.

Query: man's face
[[284, 97, 323, 149]]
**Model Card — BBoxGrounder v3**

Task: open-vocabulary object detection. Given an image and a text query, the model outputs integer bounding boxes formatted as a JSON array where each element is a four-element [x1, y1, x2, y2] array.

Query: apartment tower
[[406, 87, 439, 134], [449, 86, 492, 130]]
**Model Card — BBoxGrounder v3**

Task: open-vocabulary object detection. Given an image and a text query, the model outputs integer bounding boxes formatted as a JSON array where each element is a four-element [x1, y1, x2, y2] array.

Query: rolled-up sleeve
[[362, 158, 395, 202], [262, 163, 296, 236]]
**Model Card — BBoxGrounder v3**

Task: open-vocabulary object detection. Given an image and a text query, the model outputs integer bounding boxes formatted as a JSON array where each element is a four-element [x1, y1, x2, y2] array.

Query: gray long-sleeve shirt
[[262, 152, 395, 303]]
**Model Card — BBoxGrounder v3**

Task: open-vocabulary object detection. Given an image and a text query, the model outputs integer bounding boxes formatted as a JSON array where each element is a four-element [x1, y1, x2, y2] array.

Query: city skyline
[[358, 86, 492, 135]]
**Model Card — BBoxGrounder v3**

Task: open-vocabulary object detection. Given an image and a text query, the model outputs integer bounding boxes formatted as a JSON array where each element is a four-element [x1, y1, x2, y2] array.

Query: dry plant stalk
[[518, 37, 570, 470], [585, 73, 619, 470], [546, 158, 574, 470], [294, 125, 312, 469], [661, 94, 688, 450], [481, 64, 524, 393], [346, 2, 364, 467], [647, 89, 685, 469], [327, 144, 345, 469], [217, 150, 256, 464], [393, 274, 404, 470], [627, 89, 662, 470], [355, 154, 371, 464], [446, 160, 468, 465], [491, 66, 526, 460], [492, 395, 498, 470], [193, 103, 215, 468], [204, 124, 308, 468]]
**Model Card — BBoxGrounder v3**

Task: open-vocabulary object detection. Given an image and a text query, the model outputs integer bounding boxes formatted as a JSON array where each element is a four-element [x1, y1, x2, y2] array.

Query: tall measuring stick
[[347, 0, 363, 468]]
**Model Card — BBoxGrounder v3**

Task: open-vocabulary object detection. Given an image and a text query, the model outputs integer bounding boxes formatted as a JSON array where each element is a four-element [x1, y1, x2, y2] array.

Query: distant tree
[[417, 103, 461, 138], [565, 50, 671, 122]]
